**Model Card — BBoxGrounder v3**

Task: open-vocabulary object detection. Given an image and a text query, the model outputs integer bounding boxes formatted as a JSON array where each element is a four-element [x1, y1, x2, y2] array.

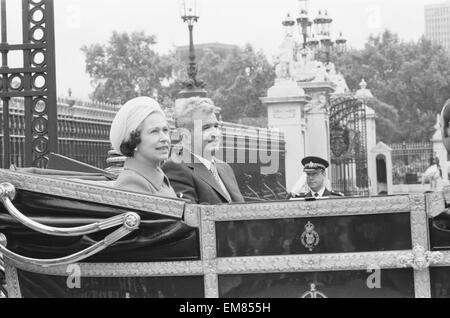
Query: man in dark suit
[[288, 156, 343, 199], [162, 97, 244, 204]]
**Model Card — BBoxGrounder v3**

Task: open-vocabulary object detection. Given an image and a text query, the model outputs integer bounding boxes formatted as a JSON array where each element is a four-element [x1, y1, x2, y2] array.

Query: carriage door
[[0, 0, 57, 168], [329, 96, 369, 196]]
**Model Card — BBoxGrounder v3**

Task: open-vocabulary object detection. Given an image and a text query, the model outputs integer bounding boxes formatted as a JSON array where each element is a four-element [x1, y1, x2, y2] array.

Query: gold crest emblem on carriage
[[300, 221, 319, 252]]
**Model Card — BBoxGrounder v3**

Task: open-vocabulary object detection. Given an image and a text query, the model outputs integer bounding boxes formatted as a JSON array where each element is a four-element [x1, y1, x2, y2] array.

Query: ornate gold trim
[[215, 251, 423, 274], [204, 273, 219, 298], [397, 245, 444, 271], [4, 261, 21, 298], [199, 205, 219, 298], [414, 270, 431, 298], [430, 250, 450, 266], [5, 260, 204, 277], [0, 169, 185, 219], [426, 192, 446, 218], [200, 206, 217, 261], [197, 193, 429, 297], [183, 205, 200, 228], [402, 196, 433, 298], [409, 195, 429, 249], [208, 195, 411, 221]]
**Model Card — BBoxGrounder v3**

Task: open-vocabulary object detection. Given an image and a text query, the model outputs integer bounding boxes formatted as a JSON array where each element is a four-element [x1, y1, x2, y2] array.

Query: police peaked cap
[[302, 156, 329, 172]]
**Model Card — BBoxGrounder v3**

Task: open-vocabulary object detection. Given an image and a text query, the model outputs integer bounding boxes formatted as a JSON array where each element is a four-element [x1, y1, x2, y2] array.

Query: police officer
[[288, 156, 343, 199]]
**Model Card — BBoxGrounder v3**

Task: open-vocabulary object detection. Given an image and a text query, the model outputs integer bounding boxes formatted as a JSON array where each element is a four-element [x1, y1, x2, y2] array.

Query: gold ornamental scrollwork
[[183, 205, 200, 228], [211, 195, 410, 221], [397, 244, 444, 271], [425, 192, 445, 218], [4, 262, 21, 298], [217, 251, 413, 274], [4, 259, 204, 277], [0, 169, 186, 219], [299, 221, 320, 252]]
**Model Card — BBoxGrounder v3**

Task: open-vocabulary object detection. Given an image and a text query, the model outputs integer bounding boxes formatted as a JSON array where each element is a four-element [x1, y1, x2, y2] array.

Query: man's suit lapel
[[216, 163, 242, 202], [188, 162, 232, 203]]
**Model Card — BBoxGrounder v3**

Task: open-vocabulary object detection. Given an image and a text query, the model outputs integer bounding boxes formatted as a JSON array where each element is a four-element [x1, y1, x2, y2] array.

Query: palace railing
[[390, 142, 434, 185]]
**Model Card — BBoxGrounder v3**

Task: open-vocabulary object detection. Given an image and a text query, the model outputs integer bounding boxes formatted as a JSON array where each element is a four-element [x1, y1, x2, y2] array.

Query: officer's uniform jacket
[[287, 188, 344, 199]]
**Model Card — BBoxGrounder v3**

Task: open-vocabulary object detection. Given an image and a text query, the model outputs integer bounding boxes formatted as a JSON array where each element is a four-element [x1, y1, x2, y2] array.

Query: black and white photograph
[[0, 0, 450, 301]]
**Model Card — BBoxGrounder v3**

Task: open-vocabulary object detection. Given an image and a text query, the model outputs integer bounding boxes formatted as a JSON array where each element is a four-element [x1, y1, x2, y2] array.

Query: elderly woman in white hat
[[110, 96, 176, 197]]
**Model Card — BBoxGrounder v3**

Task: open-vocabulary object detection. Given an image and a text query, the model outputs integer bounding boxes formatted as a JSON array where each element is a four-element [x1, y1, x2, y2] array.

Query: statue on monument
[[305, 93, 328, 112], [274, 35, 296, 80], [289, 47, 331, 83], [268, 30, 305, 97], [325, 63, 349, 94]]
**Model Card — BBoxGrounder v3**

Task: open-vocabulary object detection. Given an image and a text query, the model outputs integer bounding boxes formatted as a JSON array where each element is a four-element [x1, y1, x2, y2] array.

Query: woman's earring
[[134, 147, 138, 153]]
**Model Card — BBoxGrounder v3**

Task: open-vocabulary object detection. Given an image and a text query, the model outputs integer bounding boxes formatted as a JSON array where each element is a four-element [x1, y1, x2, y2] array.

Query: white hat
[[109, 96, 164, 155]]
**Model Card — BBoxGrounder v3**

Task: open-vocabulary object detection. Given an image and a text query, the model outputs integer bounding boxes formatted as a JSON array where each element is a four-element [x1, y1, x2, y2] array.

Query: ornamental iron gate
[[0, 0, 57, 168], [329, 95, 369, 196]]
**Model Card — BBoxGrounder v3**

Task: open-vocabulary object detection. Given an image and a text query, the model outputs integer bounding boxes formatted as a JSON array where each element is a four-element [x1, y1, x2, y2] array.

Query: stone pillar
[[431, 114, 449, 182], [299, 82, 335, 180], [355, 80, 378, 193], [370, 142, 393, 195], [305, 106, 330, 162], [261, 79, 310, 191], [365, 105, 377, 193]]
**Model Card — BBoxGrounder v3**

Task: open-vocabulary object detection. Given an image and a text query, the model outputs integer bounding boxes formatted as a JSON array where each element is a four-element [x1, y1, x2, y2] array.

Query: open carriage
[[1, 164, 450, 298], [1, 0, 450, 299]]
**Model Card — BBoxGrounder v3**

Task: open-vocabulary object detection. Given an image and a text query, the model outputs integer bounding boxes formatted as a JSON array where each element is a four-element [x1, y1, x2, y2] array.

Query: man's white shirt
[[311, 187, 326, 197], [192, 153, 213, 170]]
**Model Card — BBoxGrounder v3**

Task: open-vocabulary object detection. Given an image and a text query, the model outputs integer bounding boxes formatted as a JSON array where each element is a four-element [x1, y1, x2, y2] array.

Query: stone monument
[[261, 12, 377, 193]]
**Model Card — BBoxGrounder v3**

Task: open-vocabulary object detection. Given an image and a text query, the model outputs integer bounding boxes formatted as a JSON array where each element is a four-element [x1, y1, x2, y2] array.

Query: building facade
[[425, 2, 450, 52]]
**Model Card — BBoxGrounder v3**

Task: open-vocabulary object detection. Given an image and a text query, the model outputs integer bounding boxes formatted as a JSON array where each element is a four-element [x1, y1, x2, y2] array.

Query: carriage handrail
[[0, 211, 140, 268], [0, 182, 138, 237]]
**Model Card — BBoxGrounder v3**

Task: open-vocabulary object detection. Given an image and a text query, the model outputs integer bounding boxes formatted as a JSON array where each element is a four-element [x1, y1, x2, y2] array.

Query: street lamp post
[[283, 13, 296, 38], [295, 0, 347, 66], [335, 32, 347, 54], [296, 0, 312, 48], [178, 0, 207, 98]]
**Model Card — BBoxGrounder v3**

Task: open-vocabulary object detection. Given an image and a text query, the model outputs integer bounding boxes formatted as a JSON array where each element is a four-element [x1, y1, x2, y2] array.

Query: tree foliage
[[81, 30, 450, 142], [334, 30, 450, 142], [81, 31, 173, 104], [82, 32, 275, 126], [365, 98, 400, 144], [167, 44, 275, 124]]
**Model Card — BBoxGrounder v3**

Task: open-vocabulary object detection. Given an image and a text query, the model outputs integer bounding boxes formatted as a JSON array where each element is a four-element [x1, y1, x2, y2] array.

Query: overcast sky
[[4, 0, 446, 99]]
